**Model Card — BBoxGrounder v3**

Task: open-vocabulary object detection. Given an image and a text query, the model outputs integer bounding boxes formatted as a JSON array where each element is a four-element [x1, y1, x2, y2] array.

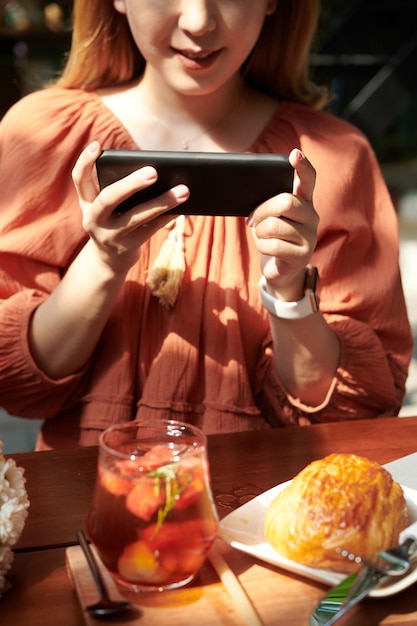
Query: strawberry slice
[[140, 444, 175, 471], [142, 520, 183, 549], [99, 466, 132, 497], [174, 456, 206, 510], [141, 522, 186, 574], [126, 475, 164, 521], [177, 518, 217, 574], [142, 519, 216, 576]]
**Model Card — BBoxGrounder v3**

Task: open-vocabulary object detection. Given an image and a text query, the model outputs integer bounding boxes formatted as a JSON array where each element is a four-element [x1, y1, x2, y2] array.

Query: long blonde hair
[[55, 0, 329, 108]]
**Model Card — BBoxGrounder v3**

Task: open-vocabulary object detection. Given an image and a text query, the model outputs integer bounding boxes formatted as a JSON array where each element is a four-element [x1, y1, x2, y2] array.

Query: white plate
[[219, 481, 417, 597]]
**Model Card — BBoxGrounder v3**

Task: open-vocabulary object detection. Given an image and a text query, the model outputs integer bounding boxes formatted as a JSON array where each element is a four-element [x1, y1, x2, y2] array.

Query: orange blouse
[[0, 88, 412, 450]]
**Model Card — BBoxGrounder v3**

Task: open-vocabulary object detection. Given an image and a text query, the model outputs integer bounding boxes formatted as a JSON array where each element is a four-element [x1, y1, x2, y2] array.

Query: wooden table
[[2, 416, 417, 625]]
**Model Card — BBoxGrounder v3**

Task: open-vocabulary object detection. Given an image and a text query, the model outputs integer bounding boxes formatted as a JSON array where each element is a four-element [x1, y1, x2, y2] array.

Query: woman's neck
[[139, 66, 247, 131], [98, 70, 278, 152]]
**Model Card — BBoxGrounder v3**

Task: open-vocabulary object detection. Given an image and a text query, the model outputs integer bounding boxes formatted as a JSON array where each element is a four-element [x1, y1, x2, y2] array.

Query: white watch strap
[[259, 270, 319, 319]]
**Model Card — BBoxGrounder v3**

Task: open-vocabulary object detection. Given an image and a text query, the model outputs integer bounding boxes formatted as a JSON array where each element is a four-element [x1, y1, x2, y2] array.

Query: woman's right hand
[[28, 142, 189, 379], [72, 141, 190, 274]]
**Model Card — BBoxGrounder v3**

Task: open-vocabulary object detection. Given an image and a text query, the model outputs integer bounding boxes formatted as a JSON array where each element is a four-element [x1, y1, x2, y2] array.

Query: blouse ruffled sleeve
[[0, 89, 127, 418], [254, 106, 413, 424]]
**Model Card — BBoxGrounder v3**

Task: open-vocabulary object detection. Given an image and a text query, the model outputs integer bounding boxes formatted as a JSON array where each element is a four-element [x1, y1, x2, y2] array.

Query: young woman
[[0, 0, 412, 449]]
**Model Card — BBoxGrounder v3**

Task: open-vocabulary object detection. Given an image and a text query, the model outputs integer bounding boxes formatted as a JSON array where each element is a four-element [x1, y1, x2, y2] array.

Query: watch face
[[305, 265, 320, 313]]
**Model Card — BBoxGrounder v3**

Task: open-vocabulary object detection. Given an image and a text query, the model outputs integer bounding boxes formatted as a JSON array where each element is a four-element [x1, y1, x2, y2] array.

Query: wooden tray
[[65, 542, 256, 625]]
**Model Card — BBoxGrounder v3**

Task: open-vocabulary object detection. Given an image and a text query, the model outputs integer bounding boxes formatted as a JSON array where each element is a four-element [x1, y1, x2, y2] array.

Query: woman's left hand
[[248, 148, 318, 302]]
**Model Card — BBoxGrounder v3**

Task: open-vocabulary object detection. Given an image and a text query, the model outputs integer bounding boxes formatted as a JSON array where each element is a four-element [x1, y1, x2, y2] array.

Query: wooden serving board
[[65, 542, 249, 626]]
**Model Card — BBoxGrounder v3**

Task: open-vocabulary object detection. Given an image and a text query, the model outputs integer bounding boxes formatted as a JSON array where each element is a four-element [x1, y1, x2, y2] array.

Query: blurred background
[[0, 0, 416, 451]]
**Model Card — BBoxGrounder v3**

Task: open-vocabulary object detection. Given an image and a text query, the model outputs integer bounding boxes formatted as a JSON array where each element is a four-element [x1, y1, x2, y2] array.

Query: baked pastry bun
[[264, 453, 407, 573]]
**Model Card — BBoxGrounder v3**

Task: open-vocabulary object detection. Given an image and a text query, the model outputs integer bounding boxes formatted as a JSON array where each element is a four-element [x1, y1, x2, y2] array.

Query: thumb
[[289, 148, 316, 201]]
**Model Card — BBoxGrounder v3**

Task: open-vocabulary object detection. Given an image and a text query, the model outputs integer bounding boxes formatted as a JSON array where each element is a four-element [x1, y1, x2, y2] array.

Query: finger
[[96, 165, 159, 217], [255, 218, 308, 257], [289, 148, 316, 201], [248, 192, 304, 230], [72, 141, 103, 204], [255, 213, 300, 243]]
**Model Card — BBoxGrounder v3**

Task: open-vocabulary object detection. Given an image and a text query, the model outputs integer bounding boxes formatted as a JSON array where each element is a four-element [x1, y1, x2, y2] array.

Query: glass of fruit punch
[[87, 419, 219, 592]]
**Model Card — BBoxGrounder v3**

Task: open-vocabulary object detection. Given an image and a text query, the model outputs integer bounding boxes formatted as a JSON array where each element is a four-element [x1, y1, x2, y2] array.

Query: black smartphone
[[96, 149, 294, 217]]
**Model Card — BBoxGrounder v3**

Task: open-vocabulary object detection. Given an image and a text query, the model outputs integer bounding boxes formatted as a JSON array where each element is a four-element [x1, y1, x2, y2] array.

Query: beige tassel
[[146, 216, 186, 309]]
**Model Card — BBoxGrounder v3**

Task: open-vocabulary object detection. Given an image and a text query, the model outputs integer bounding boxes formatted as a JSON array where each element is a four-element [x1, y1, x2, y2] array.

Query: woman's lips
[[174, 48, 222, 70]]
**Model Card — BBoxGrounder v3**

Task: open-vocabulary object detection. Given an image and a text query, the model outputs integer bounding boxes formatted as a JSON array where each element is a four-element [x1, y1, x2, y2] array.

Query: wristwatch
[[259, 265, 319, 319]]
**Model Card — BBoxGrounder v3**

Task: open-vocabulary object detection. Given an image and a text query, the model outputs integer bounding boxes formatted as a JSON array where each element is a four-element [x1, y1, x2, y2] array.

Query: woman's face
[[113, 0, 277, 96]]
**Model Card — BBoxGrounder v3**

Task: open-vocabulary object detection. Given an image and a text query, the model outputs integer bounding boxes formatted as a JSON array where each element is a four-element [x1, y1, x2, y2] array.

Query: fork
[[336, 537, 417, 576], [324, 537, 417, 625], [310, 536, 417, 626]]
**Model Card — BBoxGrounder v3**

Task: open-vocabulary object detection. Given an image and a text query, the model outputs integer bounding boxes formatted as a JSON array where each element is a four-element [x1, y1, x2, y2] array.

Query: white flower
[[0, 439, 30, 595]]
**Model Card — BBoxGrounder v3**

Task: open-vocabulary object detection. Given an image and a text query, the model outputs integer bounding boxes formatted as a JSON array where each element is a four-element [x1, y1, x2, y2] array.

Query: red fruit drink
[[87, 420, 218, 592]]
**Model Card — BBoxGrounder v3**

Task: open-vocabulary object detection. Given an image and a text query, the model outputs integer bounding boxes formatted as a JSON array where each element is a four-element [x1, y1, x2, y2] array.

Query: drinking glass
[[86, 419, 218, 592]]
